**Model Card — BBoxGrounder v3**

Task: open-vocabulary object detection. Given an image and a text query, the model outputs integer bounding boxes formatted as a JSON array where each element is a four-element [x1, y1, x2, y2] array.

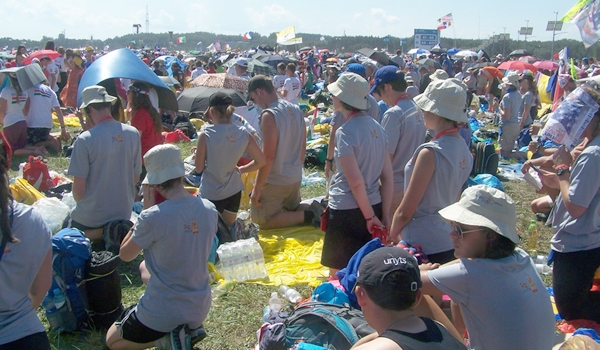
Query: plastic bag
[[473, 174, 505, 191], [61, 192, 77, 210], [33, 197, 70, 233]]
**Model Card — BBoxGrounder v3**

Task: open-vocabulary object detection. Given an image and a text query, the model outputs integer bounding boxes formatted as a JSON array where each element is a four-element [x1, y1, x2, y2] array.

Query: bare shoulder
[[352, 337, 403, 350]]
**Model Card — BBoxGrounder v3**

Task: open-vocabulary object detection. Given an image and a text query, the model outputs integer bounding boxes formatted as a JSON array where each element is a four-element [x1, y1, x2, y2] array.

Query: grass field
[[11, 126, 554, 349]]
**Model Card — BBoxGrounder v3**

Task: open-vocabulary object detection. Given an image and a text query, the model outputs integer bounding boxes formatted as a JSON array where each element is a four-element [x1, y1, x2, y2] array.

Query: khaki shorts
[[250, 182, 302, 226], [499, 123, 520, 152]]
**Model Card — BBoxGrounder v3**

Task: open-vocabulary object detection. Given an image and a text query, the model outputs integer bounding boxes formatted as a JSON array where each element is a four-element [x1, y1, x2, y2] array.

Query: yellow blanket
[[252, 226, 329, 287]]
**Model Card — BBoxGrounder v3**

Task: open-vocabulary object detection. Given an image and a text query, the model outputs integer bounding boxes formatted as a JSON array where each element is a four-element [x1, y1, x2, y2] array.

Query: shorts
[[117, 305, 166, 344], [27, 128, 51, 145], [498, 123, 520, 152], [209, 191, 242, 214], [3, 121, 28, 150], [62, 214, 102, 231], [250, 182, 301, 226], [321, 203, 383, 270]]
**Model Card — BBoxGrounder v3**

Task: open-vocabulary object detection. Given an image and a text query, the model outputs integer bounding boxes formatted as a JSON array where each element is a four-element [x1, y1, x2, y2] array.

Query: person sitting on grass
[[106, 144, 218, 350], [420, 185, 556, 350], [195, 92, 266, 227], [350, 246, 466, 350]]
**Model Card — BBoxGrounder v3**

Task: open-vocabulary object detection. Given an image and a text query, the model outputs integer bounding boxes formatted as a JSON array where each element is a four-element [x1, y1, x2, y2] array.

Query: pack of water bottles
[[216, 237, 268, 282]]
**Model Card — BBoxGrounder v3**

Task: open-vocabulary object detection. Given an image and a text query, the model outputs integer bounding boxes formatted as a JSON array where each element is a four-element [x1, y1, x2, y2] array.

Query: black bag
[[470, 141, 499, 176], [86, 251, 123, 330], [284, 302, 374, 350]]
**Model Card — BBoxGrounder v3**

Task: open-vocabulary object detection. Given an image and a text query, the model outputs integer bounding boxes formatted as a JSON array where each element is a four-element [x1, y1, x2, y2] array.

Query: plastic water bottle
[[53, 288, 66, 309], [231, 243, 248, 282], [527, 220, 538, 256], [212, 279, 236, 300], [534, 255, 548, 265], [279, 285, 302, 303], [239, 240, 254, 281], [237, 210, 250, 220], [216, 245, 233, 281], [535, 264, 552, 275], [250, 239, 268, 280], [263, 292, 282, 323]]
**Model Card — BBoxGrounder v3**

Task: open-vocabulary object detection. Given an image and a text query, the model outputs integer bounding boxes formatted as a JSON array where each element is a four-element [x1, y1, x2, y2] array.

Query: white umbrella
[[407, 48, 431, 55], [454, 50, 478, 58]]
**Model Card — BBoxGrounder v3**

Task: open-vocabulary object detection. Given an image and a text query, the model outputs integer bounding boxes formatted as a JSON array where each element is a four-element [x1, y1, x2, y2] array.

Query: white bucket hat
[[80, 85, 117, 109], [430, 69, 449, 81], [438, 185, 520, 244], [328, 73, 370, 110], [142, 144, 186, 185], [502, 71, 520, 86], [414, 78, 468, 123]]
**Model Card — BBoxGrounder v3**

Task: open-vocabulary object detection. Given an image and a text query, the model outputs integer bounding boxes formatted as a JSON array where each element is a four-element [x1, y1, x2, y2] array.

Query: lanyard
[[393, 93, 410, 105], [97, 115, 114, 124], [432, 128, 459, 140], [344, 111, 361, 123]]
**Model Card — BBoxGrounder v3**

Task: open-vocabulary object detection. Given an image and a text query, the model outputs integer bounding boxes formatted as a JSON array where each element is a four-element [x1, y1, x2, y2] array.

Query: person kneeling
[[351, 247, 466, 350], [106, 144, 218, 350]]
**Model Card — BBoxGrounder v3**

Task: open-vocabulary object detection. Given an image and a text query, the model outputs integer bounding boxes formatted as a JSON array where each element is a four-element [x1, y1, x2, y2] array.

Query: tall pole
[[552, 11, 558, 61], [491, 32, 495, 56], [524, 20, 529, 50]]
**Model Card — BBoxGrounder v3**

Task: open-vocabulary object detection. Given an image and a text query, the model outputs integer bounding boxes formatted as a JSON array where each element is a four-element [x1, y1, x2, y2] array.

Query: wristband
[[326, 158, 333, 162], [365, 215, 376, 221]]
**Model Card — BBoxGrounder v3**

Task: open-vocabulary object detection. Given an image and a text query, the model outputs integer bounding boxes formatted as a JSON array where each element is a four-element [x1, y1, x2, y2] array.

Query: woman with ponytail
[[0, 132, 53, 350]]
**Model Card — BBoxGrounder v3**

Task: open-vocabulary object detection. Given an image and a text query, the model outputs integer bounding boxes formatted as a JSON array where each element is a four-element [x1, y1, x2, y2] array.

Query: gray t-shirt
[[133, 196, 218, 332], [520, 91, 535, 127], [428, 248, 556, 350], [329, 115, 387, 210], [200, 124, 249, 201], [262, 99, 305, 186], [499, 89, 522, 127], [381, 99, 426, 192], [68, 120, 142, 228], [551, 136, 600, 253], [403, 135, 473, 255], [366, 94, 380, 122], [0, 203, 51, 345]]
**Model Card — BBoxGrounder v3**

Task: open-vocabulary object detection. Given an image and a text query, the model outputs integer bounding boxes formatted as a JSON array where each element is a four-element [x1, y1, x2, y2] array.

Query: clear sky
[[1, 0, 582, 44]]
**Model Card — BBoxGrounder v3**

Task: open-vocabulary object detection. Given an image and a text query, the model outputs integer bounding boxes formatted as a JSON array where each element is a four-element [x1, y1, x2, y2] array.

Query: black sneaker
[[189, 324, 207, 347]]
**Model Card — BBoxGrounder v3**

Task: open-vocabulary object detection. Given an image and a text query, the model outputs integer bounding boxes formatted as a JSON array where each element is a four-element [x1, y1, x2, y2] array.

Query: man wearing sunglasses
[[419, 185, 555, 350]]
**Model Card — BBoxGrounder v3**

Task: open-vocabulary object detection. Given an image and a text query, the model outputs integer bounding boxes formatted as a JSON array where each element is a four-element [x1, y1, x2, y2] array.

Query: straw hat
[[328, 73, 370, 110], [414, 78, 468, 123]]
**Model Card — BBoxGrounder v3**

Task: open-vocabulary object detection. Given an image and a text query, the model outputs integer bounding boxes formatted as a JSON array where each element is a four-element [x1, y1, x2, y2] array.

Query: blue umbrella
[[77, 48, 177, 111], [447, 48, 461, 56]]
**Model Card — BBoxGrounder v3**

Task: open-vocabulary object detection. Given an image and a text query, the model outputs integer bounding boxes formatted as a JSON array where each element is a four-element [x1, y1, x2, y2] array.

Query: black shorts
[[27, 127, 51, 145], [118, 305, 166, 344], [0, 332, 50, 350], [321, 203, 383, 270], [209, 191, 242, 214]]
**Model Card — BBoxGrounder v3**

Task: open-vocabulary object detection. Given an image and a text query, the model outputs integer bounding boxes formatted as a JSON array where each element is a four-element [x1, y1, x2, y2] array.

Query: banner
[[279, 37, 303, 46], [562, 0, 592, 21], [569, 0, 600, 48], [214, 40, 222, 52], [437, 13, 453, 30], [553, 47, 569, 111], [207, 43, 216, 53], [176, 36, 186, 44], [277, 26, 296, 44], [243, 32, 253, 40]]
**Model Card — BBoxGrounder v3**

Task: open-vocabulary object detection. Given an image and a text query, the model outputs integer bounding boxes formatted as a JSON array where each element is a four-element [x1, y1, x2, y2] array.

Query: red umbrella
[[21, 50, 62, 65], [518, 55, 537, 63], [533, 60, 559, 71], [497, 61, 537, 73]]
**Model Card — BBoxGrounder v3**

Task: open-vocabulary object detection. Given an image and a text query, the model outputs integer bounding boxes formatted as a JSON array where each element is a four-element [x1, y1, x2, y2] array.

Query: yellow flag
[[276, 26, 296, 44], [562, 0, 592, 21]]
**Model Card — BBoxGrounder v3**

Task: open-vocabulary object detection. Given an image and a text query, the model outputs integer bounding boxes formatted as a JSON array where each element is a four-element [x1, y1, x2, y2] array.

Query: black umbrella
[[430, 47, 446, 55], [247, 58, 277, 76], [258, 44, 274, 52], [357, 48, 398, 67], [336, 53, 351, 59], [471, 62, 497, 69], [177, 87, 247, 113], [259, 55, 292, 68], [508, 49, 531, 57], [417, 58, 442, 69], [299, 46, 311, 52]]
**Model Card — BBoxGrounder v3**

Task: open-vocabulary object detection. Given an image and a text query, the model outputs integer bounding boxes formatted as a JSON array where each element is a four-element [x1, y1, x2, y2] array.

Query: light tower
[[146, 5, 149, 33]]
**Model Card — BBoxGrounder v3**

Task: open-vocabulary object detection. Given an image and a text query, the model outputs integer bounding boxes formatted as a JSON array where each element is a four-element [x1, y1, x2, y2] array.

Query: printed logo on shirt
[[112, 134, 123, 142], [247, 101, 255, 111], [519, 276, 539, 293], [184, 220, 200, 234], [371, 129, 379, 139], [11, 95, 27, 104], [33, 88, 53, 99], [292, 82, 300, 90], [460, 158, 467, 170], [227, 134, 235, 142]]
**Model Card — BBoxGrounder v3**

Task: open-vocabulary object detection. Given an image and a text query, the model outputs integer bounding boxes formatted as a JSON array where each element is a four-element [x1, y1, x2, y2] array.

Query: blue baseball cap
[[345, 63, 366, 77], [369, 65, 405, 94]]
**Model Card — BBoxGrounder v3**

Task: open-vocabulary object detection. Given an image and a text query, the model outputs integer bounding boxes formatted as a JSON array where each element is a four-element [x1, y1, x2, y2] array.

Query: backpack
[[470, 141, 499, 176], [43, 228, 91, 332], [284, 302, 375, 350], [23, 156, 54, 191]]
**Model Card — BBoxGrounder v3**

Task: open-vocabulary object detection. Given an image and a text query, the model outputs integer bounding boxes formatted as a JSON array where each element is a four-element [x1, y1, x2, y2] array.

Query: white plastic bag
[[61, 192, 77, 210], [33, 197, 70, 233]]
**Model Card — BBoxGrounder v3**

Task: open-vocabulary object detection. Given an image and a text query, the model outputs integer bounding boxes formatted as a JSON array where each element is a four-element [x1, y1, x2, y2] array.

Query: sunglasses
[[451, 222, 481, 239]]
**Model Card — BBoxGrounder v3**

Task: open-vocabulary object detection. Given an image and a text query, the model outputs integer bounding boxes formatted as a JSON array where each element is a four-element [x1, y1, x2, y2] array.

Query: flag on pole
[[437, 13, 453, 30], [176, 36, 186, 44], [242, 32, 253, 40], [214, 40, 222, 52], [207, 43, 216, 53], [276, 26, 296, 44], [552, 47, 570, 111], [562, 0, 593, 21], [566, 0, 600, 48]]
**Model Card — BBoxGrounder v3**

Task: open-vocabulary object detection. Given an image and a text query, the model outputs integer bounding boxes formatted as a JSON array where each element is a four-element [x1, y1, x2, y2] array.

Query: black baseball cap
[[209, 91, 233, 107], [356, 247, 421, 292]]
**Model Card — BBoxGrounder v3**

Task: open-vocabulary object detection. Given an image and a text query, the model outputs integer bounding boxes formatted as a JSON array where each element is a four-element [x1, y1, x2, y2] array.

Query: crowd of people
[[0, 39, 599, 350]]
